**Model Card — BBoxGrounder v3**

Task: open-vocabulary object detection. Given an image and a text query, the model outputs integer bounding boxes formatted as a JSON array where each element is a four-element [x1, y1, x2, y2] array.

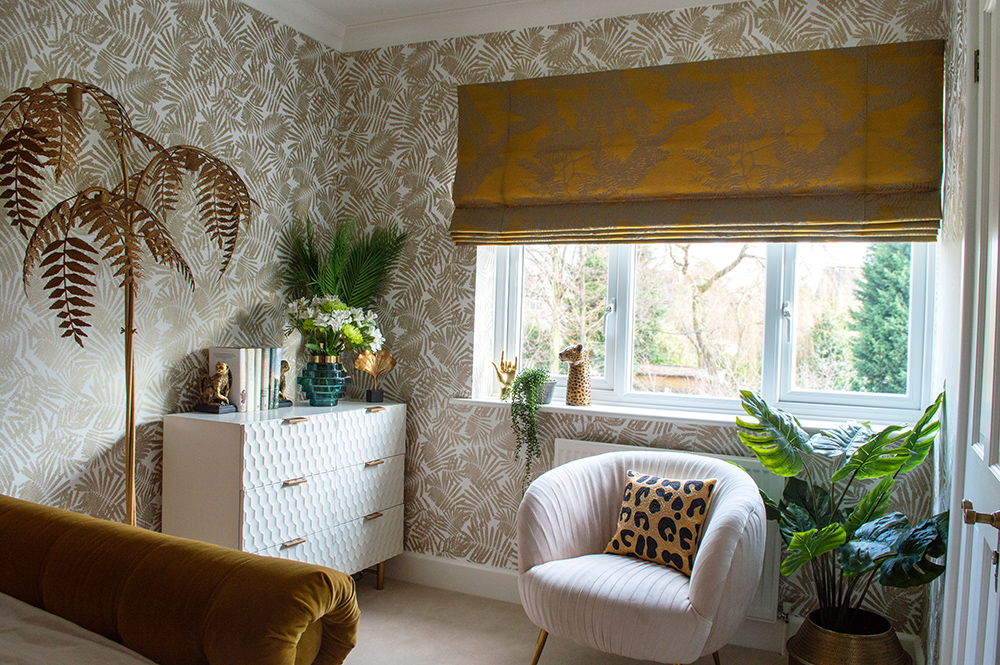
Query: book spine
[[246, 348, 257, 412], [235, 348, 247, 412], [266, 348, 275, 409], [271, 348, 281, 408], [258, 348, 267, 411]]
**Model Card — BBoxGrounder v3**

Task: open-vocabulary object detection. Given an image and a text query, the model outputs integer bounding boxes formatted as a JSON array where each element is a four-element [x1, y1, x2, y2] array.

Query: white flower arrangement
[[286, 295, 384, 358]]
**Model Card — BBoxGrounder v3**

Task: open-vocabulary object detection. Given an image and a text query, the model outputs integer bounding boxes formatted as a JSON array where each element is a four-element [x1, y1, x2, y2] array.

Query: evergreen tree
[[849, 243, 911, 394]]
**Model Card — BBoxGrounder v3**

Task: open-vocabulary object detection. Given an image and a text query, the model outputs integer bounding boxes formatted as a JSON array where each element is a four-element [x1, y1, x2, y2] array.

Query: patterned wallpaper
[[1, 0, 958, 642], [337, 0, 952, 636], [0, 0, 340, 525]]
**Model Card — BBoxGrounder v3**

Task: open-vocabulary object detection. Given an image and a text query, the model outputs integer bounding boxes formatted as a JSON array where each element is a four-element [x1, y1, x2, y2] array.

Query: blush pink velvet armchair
[[517, 450, 766, 665]]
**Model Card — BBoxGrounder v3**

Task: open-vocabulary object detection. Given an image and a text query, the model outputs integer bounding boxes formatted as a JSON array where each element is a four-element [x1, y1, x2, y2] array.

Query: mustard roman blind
[[449, 40, 944, 245]]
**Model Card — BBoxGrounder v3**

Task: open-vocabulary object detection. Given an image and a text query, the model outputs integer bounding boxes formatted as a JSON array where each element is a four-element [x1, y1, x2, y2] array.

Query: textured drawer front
[[337, 454, 405, 522], [339, 405, 405, 466], [243, 415, 339, 489], [329, 504, 404, 574], [258, 504, 404, 574], [242, 471, 342, 552]]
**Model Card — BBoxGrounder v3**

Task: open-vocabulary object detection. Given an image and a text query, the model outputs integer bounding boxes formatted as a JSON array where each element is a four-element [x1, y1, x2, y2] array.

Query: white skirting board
[[384, 552, 925, 664]]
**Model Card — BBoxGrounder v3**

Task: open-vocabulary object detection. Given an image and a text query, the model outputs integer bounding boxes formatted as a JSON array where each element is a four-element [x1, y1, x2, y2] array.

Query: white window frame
[[492, 242, 935, 421]]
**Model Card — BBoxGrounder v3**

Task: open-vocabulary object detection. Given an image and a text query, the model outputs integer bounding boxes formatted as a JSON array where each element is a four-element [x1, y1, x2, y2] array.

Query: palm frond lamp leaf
[[0, 79, 254, 526]]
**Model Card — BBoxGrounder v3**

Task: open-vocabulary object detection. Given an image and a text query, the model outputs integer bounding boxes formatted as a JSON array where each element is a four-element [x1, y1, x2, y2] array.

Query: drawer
[[336, 454, 404, 522], [242, 470, 342, 552], [338, 405, 405, 466], [259, 504, 404, 574], [242, 414, 341, 489]]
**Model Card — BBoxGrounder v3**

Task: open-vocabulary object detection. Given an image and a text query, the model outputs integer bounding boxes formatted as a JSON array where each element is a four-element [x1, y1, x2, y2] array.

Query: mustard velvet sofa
[[0, 494, 360, 665]]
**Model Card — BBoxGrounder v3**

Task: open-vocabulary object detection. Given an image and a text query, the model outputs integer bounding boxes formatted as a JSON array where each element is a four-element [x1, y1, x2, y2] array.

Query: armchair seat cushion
[[519, 553, 711, 663]]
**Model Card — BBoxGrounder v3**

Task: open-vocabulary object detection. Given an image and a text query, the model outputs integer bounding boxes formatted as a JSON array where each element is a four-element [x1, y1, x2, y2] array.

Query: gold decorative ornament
[[279, 359, 290, 401], [355, 348, 396, 403], [0, 79, 254, 526], [492, 351, 517, 399], [200, 361, 231, 405]]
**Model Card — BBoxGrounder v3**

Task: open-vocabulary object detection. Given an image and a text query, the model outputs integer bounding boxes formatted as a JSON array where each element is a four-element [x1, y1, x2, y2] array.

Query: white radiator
[[553, 438, 782, 623]]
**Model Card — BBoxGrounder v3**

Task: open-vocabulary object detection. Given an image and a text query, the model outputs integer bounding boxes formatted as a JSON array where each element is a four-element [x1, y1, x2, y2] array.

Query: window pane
[[792, 242, 911, 395], [631, 243, 765, 396], [522, 245, 607, 377]]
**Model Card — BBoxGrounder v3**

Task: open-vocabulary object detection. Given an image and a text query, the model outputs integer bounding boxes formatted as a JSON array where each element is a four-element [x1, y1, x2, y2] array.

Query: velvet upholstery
[[517, 451, 766, 663], [0, 494, 360, 665]]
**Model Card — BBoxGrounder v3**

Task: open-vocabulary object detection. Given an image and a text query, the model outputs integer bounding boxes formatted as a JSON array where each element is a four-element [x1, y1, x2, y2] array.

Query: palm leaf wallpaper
[[1, 0, 959, 648]]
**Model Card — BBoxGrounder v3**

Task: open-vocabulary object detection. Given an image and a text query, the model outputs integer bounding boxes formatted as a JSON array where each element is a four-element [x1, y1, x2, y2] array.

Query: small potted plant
[[503, 366, 553, 492], [736, 391, 946, 664]]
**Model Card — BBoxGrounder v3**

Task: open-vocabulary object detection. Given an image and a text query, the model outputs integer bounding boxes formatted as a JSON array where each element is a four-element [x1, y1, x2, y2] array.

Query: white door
[[948, 2, 1000, 663]]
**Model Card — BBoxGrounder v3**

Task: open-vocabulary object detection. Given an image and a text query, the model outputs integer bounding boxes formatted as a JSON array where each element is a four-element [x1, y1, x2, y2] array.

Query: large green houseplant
[[736, 391, 947, 646]]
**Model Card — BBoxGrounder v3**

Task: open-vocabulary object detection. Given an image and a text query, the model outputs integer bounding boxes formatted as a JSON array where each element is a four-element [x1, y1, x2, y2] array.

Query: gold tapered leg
[[712, 651, 721, 665], [376, 561, 385, 590], [529, 629, 548, 665]]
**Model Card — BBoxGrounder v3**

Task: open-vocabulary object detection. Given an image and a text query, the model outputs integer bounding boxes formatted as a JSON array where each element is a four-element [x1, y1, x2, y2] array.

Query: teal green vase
[[296, 355, 352, 406]]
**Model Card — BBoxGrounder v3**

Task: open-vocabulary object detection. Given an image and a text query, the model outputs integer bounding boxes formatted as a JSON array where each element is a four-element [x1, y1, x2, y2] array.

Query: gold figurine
[[200, 361, 231, 405], [492, 351, 518, 399], [355, 349, 396, 403], [279, 360, 291, 402]]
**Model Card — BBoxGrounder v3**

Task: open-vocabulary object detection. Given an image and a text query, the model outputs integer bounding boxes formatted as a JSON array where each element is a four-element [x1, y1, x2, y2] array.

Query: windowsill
[[450, 396, 849, 431]]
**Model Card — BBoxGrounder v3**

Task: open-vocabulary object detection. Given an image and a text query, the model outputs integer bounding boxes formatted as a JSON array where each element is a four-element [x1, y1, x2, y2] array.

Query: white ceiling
[[237, 0, 734, 52]]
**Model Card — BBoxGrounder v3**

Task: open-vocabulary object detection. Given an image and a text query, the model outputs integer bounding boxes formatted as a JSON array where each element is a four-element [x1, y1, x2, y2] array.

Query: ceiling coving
[[237, 0, 740, 52]]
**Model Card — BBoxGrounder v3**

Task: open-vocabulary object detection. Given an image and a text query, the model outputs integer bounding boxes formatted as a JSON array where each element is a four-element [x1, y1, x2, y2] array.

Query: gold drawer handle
[[366, 406, 385, 413], [364, 459, 385, 467], [281, 537, 306, 549], [282, 477, 308, 487], [283, 416, 309, 424], [364, 511, 383, 521]]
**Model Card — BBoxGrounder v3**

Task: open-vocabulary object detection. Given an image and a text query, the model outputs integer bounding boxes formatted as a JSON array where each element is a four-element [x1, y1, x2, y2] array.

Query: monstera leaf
[[831, 425, 911, 482], [838, 512, 910, 576], [737, 391, 812, 477], [781, 523, 847, 575], [809, 422, 872, 459], [842, 476, 895, 539], [896, 393, 944, 473], [878, 512, 948, 588]]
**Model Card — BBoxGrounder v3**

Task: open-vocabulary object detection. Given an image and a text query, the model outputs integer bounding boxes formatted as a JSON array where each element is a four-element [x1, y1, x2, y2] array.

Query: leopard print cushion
[[604, 470, 717, 576]]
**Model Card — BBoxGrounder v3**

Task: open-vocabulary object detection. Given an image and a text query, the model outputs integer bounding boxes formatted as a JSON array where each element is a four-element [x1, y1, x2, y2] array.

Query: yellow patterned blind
[[449, 40, 944, 245]]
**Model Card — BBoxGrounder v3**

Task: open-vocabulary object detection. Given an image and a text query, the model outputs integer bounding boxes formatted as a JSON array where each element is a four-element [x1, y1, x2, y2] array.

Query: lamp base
[[194, 403, 237, 414]]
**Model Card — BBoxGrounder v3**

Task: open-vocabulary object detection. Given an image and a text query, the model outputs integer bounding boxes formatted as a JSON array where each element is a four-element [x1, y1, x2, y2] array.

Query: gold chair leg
[[712, 651, 721, 665], [529, 629, 548, 665]]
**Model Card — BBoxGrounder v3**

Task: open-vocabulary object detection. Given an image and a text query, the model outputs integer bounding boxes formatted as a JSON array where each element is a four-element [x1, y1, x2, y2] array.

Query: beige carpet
[[342, 578, 785, 665]]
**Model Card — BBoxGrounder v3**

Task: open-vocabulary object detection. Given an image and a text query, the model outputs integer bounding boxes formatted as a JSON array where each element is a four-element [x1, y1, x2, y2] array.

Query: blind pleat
[[450, 40, 944, 245]]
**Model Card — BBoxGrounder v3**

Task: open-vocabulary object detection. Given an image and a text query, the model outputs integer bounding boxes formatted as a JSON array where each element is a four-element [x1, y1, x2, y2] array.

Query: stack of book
[[208, 347, 287, 412]]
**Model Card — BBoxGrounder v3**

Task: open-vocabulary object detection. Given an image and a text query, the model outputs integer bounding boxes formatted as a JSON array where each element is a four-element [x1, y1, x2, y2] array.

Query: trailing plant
[[504, 366, 551, 493], [280, 216, 407, 309], [736, 391, 947, 634]]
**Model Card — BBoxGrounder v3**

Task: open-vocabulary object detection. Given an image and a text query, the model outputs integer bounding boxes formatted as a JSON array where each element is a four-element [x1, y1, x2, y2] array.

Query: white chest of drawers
[[162, 402, 405, 582]]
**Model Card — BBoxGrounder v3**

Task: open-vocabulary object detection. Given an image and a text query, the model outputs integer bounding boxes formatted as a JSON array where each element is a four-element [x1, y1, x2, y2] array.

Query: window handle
[[605, 298, 616, 316], [781, 300, 792, 343]]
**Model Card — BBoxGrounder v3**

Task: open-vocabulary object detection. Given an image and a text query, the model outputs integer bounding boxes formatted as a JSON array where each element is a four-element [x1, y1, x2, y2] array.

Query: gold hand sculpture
[[492, 351, 518, 399]]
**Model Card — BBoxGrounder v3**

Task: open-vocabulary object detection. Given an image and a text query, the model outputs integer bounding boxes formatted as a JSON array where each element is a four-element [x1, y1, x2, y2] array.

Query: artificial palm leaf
[[339, 223, 407, 308], [781, 523, 847, 575], [737, 390, 811, 476]]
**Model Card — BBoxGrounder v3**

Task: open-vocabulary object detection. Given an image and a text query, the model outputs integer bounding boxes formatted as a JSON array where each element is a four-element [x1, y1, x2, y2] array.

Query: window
[[492, 242, 934, 419]]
